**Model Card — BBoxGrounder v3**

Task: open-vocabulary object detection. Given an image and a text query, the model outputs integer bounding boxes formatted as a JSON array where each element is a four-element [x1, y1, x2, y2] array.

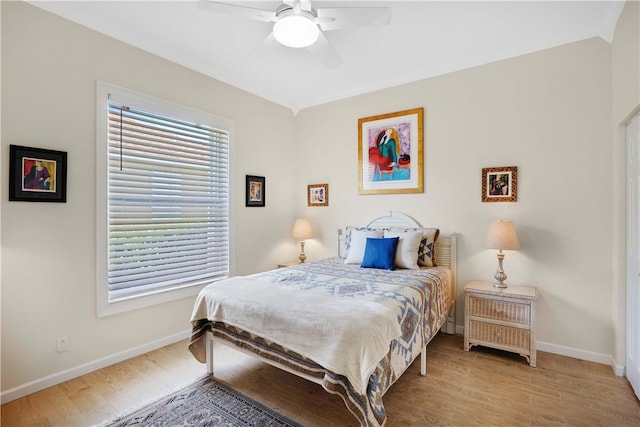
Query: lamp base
[[493, 251, 508, 288], [298, 241, 307, 263]]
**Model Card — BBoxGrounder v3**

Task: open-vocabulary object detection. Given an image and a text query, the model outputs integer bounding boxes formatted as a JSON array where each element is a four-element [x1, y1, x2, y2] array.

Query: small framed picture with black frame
[[9, 145, 67, 203], [245, 175, 265, 207]]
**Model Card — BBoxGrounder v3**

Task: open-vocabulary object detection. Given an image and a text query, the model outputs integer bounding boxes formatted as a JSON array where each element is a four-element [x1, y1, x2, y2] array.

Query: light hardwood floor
[[2, 333, 639, 426]]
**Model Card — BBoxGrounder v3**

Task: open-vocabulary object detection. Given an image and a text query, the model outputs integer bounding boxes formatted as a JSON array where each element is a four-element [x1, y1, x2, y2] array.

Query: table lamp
[[291, 218, 313, 263], [485, 220, 520, 288]]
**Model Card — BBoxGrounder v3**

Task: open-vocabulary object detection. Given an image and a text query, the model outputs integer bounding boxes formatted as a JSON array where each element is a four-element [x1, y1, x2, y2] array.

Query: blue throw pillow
[[360, 237, 399, 270]]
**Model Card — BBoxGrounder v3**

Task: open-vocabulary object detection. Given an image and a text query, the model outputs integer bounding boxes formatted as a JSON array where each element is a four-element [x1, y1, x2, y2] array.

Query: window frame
[[96, 81, 234, 317]]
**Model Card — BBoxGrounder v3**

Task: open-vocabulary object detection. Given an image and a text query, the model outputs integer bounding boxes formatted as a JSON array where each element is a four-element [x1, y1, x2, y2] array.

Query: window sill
[[97, 282, 209, 317]]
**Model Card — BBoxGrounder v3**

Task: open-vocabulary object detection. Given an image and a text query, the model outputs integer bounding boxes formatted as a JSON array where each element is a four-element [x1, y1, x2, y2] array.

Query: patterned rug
[[104, 376, 303, 427]]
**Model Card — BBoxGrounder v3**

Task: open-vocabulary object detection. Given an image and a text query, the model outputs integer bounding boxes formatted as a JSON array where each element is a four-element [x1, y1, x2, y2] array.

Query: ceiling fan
[[199, 0, 391, 68]]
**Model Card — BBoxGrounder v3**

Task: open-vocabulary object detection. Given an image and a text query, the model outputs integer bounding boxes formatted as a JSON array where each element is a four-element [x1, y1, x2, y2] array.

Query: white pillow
[[344, 228, 384, 264], [384, 230, 422, 269]]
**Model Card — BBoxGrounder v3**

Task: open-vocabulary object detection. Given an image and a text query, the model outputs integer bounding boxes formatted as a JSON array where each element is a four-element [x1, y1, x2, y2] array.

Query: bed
[[188, 211, 456, 426]]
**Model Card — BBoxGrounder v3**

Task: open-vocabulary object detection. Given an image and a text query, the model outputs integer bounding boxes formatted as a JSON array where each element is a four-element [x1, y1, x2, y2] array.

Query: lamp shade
[[485, 220, 520, 250], [291, 218, 313, 240]]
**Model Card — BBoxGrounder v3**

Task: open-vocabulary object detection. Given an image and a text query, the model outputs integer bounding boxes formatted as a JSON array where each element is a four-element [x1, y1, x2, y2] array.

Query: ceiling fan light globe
[[273, 15, 319, 48]]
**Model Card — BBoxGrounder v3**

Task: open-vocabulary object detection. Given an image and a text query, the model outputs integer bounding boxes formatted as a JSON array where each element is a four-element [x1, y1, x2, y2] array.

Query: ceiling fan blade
[[242, 32, 280, 63], [316, 7, 391, 31], [198, 1, 277, 23], [307, 31, 342, 69]]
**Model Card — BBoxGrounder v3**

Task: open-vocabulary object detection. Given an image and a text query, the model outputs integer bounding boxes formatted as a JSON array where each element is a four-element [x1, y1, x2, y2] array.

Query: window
[[97, 82, 233, 316]]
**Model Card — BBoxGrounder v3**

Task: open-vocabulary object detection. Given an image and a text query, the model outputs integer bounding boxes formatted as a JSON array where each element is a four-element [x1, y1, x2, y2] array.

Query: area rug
[[104, 376, 303, 427]]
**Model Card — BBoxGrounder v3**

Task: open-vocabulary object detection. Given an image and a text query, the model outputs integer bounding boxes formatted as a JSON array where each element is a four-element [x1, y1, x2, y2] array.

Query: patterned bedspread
[[189, 257, 452, 427]]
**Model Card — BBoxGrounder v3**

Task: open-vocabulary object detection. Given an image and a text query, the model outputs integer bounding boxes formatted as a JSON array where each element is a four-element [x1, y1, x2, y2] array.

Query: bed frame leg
[[205, 331, 214, 375], [445, 312, 455, 335], [420, 345, 427, 376], [440, 314, 456, 335]]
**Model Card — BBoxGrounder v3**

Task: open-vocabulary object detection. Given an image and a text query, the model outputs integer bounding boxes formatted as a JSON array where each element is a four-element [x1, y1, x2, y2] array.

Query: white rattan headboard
[[339, 212, 455, 266], [365, 211, 420, 229], [337, 210, 457, 334], [362, 210, 456, 271]]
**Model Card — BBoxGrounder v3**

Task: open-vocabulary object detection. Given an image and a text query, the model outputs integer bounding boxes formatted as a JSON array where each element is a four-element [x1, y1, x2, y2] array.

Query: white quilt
[[190, 276, 402, 394]]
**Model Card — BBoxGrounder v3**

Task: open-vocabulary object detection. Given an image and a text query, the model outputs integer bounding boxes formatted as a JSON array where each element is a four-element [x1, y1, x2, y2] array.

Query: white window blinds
[[106, 99, 230, 299]]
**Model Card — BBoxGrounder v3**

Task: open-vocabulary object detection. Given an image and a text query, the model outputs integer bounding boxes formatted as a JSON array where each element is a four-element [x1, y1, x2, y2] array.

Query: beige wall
[[1, 1, 297, 393], [611, 0, 640, 367], [295, 38, 614, 356], [2, 0, 639, 398]]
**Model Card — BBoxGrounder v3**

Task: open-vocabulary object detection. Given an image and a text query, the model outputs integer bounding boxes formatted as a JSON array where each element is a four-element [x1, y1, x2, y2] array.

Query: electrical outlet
[[57, 336, 69, 353]]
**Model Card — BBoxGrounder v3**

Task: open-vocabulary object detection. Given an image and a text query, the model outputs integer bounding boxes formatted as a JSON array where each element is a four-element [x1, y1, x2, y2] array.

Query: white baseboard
[[0, 329, 192, 404], [612, 362, 625, 377], [536, 340, 623, 376], [2, 328, 626, 404], [454, 326, 623, 377]]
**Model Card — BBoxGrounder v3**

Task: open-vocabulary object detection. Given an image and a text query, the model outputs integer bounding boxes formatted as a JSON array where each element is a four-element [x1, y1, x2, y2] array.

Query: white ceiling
[[28, 1, 625, 113]]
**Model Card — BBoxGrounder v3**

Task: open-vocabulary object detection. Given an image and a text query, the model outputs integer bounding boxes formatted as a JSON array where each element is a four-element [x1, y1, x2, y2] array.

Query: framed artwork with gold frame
[[482, 166, 517, 202], [358, 107, 424, 195], [307, 183, 328, 207]]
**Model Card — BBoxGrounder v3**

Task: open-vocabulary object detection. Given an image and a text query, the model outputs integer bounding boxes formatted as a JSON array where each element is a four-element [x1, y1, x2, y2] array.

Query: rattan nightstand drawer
[[468, 320, 531, 351], [467, 296, 530, 325]]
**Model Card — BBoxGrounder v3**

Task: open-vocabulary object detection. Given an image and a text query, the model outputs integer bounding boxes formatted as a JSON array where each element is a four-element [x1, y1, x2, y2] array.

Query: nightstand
[[277, 260, 301, 268], [464, 280, 538, 367]]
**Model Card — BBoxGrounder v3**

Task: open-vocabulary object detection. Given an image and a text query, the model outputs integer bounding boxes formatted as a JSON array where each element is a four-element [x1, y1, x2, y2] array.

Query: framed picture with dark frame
[[482, 166, 517, 202], [307, 183, 328, 207], [9, 145, 67, 203], [245, 175, 265, 207]]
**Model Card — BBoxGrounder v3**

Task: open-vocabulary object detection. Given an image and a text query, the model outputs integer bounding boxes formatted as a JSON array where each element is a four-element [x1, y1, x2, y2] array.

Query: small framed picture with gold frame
[[307, 183, 328, 207], [482, 166, 517, 202]]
